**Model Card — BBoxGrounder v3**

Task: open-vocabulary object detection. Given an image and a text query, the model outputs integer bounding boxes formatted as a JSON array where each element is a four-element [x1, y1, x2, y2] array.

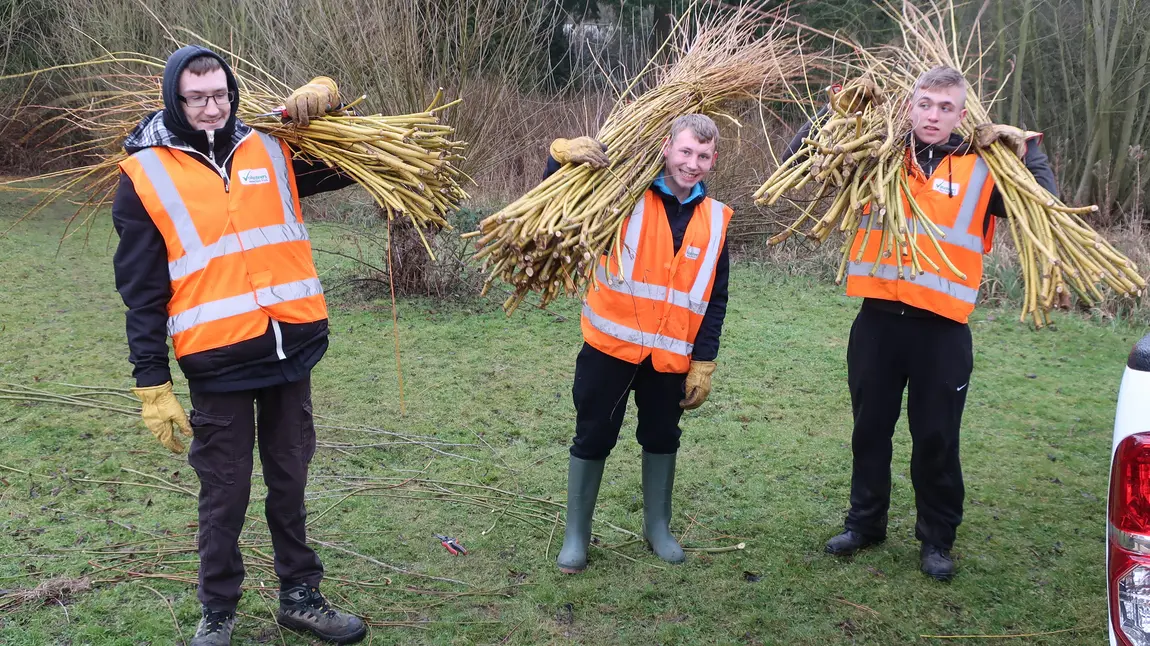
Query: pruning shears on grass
[[434, 534, 468, 556]]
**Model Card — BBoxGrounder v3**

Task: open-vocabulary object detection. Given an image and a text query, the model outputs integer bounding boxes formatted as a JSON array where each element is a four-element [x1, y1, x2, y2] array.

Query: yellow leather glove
[[679, 360, 717, 410], [974, 123, 1036, 159], [132, 382, 192, 453], [550, 136, 609, 169], [832, 77, 882, 114], [284, 76, 340, 127]]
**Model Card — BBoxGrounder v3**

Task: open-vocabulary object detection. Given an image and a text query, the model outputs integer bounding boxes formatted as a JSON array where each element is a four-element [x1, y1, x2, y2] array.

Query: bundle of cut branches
[[466, 7, 810, 313], [757, 0, 1145, 327], [1, 39, 468, 256]]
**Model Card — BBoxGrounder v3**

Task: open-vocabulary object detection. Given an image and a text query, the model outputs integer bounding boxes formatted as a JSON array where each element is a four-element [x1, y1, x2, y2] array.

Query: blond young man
[[546, 115, 733, 573], [787, 67, 1057, 580]]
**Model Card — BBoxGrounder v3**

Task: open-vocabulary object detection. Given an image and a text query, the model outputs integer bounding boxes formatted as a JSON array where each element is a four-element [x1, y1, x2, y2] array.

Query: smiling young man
[[786, 67, 1057, 581], [544, 114, 733, 573], [112, 46, 366, 644]]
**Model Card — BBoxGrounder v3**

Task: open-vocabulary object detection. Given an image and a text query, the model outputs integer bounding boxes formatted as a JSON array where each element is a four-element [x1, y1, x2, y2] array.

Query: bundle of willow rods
[[1, 42, 468, 256], [757, 0, 1145, 327], [467, 8, 808, 313]]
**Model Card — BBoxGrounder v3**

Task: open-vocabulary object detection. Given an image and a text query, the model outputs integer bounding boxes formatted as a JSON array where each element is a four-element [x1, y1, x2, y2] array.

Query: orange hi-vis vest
[[119, 131, 327, 359], [581, 189, 733, 373], [846, 150, 997, 324]]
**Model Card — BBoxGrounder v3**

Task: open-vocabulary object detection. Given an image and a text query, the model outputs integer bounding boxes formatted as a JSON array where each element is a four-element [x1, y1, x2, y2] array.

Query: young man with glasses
[[112, 45, 365, 644]]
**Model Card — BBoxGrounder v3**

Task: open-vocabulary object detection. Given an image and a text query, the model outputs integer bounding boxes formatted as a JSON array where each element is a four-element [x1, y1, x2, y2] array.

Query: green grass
[[0, 192, 1136, 645]]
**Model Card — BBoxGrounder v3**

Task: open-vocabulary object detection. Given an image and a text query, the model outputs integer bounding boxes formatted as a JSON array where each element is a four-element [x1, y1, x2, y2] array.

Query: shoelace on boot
[[202, 610, 233, 633], [291, 587, 337, 619]]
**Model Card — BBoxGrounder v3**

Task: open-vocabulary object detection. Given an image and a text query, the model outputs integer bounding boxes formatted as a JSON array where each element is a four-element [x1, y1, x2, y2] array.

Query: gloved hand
[[132, 382, 193, 453], [284, 76, 340, 127], [679, 360, 717, 410], [974, 123, 1036, 159], [549, 136, 609, 169], [832, 77, 881, 114]]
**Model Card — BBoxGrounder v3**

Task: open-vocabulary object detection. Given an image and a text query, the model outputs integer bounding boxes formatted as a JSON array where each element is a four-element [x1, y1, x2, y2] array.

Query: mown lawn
[[0, 193, 1136, 644]]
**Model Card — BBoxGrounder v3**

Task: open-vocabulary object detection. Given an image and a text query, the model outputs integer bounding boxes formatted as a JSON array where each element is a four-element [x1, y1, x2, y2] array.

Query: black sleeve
[[111, 172, 173, 388], [782, 105, 829, 162], [691, 242, 729, 362], [543, 154, 561, 180], [986, 137, 1058, 219], [291, 156, 357, 198]]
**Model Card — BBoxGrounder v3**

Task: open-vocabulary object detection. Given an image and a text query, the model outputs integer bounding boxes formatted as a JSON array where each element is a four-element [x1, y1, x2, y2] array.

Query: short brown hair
[[185, 55, 222, 76], [913, 66, 967, 106], [670, 114, 719, 146]]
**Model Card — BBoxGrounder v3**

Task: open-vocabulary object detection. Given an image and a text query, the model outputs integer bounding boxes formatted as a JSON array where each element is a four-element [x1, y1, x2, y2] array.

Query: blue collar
[[652, 172, 705, 204]]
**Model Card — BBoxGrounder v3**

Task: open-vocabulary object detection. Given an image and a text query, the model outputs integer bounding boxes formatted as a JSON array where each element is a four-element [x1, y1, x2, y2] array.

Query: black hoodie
[[112, 46, 355, 392]]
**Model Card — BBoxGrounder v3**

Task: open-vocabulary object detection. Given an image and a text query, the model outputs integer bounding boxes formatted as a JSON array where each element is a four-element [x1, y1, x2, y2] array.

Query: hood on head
[[160, 45, 240, 162]]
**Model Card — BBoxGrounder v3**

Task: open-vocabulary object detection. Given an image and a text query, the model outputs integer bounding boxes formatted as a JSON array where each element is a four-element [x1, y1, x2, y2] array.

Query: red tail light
[[1110, 433, 1150, 646]]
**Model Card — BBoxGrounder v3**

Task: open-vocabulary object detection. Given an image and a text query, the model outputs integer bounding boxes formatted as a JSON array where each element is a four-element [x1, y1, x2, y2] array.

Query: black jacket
[[112, 46, 355, 393], [783, 113, 1058, 319], [544, 157, 730, 362]]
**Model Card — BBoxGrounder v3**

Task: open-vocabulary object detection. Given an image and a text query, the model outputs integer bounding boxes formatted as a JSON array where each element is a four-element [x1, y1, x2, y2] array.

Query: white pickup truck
[[1108, 334, 1150, 645]]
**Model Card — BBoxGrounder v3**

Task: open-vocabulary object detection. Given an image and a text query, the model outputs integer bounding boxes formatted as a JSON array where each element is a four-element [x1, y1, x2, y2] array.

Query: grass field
[[0, 193, 1138, 645]]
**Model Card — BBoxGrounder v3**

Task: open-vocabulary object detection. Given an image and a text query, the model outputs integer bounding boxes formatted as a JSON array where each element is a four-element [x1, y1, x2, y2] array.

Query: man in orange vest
[[546, 115, 733, 573], [787, 67, 1057, 581], [112, 46, 365, 644]]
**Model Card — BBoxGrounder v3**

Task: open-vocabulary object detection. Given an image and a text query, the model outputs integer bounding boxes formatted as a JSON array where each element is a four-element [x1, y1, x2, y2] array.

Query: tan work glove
[[974, 123, 1036, 159], [284, 76, 340, 127], [132, 382, 193, 453], [679, 360, 717, 410], [832, 77, 882, 114], [550, 136, 609, 169]]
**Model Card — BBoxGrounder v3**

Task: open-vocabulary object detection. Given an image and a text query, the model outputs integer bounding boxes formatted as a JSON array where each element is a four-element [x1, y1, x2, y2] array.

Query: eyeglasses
[[178, 91, 234, 108]]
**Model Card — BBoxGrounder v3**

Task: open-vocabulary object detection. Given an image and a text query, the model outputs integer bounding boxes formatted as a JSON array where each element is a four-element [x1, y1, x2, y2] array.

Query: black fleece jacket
[[544, 156, 730, 362], [112, 45, 355, 393]]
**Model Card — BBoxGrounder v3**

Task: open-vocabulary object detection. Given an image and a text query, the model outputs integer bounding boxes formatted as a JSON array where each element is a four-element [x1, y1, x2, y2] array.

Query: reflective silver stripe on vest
[[847, 262, 978, 304], [582, 303, 693, 356], [619, 197, 645, 278], [855, 157, 990, 252], [133, 148, 204, 254], [169, 222, 311, 280], [167, 277, 323, 337], [134, 136, 302, 280], [933, 156, 990, 250], [254, 132, 298, 225], [597, 196, 725, 316], [688, 199, 727, 303], [594, 264, 705, 314]]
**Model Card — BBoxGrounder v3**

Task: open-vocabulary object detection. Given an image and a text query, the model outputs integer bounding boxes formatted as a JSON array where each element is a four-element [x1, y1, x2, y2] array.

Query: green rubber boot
[[642, 451, 685, 563], [556, 456, 605, 573]]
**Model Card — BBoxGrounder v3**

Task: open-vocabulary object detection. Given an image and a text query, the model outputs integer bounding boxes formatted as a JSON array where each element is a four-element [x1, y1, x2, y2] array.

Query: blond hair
[[912, 66, 967, 106], [670, 114, 719, 145]]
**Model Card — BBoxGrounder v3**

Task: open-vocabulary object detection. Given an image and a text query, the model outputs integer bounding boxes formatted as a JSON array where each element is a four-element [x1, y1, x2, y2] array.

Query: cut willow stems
[[757, 0, 1145, 328], [469, 6, 813, 313], [0, 40, 468, 258]]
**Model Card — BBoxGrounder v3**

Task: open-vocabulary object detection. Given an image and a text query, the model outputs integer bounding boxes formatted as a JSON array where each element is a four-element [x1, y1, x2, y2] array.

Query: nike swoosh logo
[[956, 383, 967, 392]]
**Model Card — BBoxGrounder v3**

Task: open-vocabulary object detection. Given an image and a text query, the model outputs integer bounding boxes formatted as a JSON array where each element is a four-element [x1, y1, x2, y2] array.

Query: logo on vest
[[685, 246, 702, 260], [932, 179, 961, 196], [239, 168, 271, 185]]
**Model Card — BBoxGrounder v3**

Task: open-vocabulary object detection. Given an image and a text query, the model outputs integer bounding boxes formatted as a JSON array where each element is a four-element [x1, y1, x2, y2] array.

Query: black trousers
[[570, 343, 687, 460], [844, 304, 973, 550], [188, 374, 322, 612]]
